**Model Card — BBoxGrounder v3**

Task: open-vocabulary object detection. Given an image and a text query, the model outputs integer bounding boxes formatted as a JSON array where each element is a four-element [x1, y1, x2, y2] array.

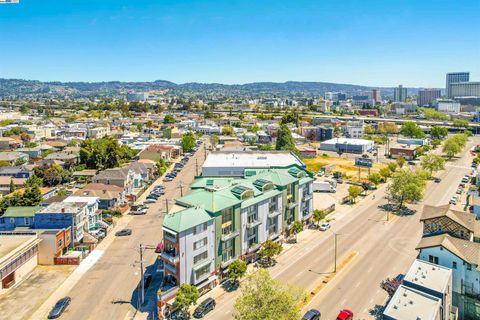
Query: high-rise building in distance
[[450, 82, 480, 98], [418, 89, 441, 106], [446, 72, 469, 98], [393, 85, 407, 102]]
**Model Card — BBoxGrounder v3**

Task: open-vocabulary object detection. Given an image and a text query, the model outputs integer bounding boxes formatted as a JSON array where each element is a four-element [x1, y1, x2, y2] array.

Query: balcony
[[268, 231, 279, 240], [303, 194, 313, 201], [158, 284, 179, 302], [164, 262, 177, 274], [221, 230, 240, 242], [287, 201, 299, 210], [246, 219, 261, 229], [161, 250, 179, 265], [221, 258, 236, 269], [164, 233, 177, 244], [247, 243, 261, 253], [268, 210, 281, 218]]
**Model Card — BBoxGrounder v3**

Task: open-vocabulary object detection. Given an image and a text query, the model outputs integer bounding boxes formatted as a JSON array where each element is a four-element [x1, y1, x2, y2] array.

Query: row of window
[[428, 255, 473, 271]]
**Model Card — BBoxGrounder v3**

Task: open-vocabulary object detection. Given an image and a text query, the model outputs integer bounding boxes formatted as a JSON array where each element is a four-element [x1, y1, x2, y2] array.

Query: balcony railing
[[268, 210, 281, 218], [161, 250, 179, 265], [303, 194, 313, 201], [164, 262, 177, 274], [220, 258, 236, 269], [246, 219, 261, 229], [221, 230, 240, 242], [164, 233, 177, 244], [287, 201, 299, 210], [247, 243, 261, 253], [158, 285, 179, 302]]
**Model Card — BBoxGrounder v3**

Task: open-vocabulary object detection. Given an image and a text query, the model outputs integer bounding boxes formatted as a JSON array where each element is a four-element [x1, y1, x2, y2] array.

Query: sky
[[0, 0, 479, 87]]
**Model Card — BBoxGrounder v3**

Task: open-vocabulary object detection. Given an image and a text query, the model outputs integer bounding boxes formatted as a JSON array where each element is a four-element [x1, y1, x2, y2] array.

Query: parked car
[[449, 197, 457, 205], [462, 176, 470, 183], [336, 309, 353, 320], [131, 208, 147, 215], [456, 188, 463, 194], [193, 298, 216, 318], [302, 309, 321, 320], [407, 161, 415, 165], [155, 242, 163, 253], [144, 198, 156, 204], [48, 297, 71, 319], [163, 177, 173, 182], [115, 229, 132, 236], [143, 273, 152, 289], [319, 223, 331, 231], [433, 177, 441, 183]]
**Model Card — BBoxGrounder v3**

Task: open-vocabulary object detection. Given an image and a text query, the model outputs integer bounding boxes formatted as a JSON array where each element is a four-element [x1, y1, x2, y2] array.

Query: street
[[203, 137, 477, 320], [31, 141, 209, 320]]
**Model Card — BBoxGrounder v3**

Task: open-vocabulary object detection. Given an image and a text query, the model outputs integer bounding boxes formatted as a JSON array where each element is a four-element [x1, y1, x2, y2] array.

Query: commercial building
[[201, 151, 305, 177], [446, 72, 469, 98], [351, 95, 373, 107], [157, 163, 314, 317], [418, 89, 441, 106], [394, 85, 408, 102], [435, 99, 461, 113], [319, 138, 374, 154], [343, 120, 364, 139], [450, 82, 480, 98], [126, 92, 149, 102], [389, 144, 417, 160], [0, 233, 41, 294]]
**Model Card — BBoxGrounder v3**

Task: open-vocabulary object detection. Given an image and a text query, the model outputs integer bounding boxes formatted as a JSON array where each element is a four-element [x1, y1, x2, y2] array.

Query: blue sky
[[0, 0, 479, 87]]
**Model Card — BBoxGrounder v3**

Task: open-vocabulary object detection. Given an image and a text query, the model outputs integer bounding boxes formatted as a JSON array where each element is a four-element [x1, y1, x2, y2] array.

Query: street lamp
[[330, 230, 343, 273]]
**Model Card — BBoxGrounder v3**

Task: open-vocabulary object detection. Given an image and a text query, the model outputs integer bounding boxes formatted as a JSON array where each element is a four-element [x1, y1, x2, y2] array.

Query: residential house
[[0, 166, 32, 178], [63, 196, 100, 230], [0, 137, 22, 150], [93, 167, 134, 196], [44, 151, 79, 168], [0, 152, 29, 165], [127, 160, 158, 187], [75, 183, 125, 209], [34, 202, 89, 243], [37, 228, 72, 265], [0, 177, 28, 195], [0, 206, 41, 231]]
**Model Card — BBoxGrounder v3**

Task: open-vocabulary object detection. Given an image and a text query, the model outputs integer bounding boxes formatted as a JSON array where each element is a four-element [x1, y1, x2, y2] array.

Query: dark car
[[302, 309, 321, 320], [433, 177, 441, 183], [193, 298, 216, 318], [143, 273, 153, 289], [48, 296, 71, 319], [115, 229, 132, 236]]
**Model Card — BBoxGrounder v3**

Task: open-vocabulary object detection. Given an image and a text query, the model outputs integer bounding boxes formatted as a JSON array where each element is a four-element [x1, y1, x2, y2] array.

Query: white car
[[319, 223, 331, 231], [143, 198, 156, 204], [449, 197, 457, 205]]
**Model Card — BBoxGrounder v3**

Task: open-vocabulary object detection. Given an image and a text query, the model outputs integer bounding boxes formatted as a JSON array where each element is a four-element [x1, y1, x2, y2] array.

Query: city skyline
[[0, 0, 479, 87]]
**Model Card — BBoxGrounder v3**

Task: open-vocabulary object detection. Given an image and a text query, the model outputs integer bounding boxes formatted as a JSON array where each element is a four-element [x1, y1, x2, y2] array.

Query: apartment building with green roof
[[158, 162, 314, 313]]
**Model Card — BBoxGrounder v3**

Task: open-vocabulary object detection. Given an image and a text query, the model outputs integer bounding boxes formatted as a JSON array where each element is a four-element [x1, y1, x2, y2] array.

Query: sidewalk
[[30, 213, 134, 319]]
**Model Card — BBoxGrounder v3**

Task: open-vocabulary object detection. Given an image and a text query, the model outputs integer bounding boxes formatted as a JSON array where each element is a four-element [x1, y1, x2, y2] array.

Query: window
[[437, 225, 442, 232], [24, 218, 30, 225], [222, 239, 234, 262], [10, 218, 14, 223], [193, 251, 208, 265], [193, 237, 208, 250], [269, 197, 278, 212], [460, 230, 465, 239], [195, 264, 210, 280], [247, 226, 257, 239], [452, 261, 457, 269], [428, 255, 439, 264], [193, 223, 208, 235], [466, 263, 472, 271], [222, 208, 233, 224]]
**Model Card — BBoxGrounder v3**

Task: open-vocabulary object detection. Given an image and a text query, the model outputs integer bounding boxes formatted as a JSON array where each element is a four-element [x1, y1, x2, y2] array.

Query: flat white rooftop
[[321, 138, 374, 146], [383, 285, 441, 320], [404, 259, 451, 294], [202, 151, 304, 169]]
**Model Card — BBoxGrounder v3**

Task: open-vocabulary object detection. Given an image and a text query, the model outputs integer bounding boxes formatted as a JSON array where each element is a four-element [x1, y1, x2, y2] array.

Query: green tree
[[248, 124, 261, 133], [291, 220, 303, 241], [430, 126, 448, 139], [396, 156, 406, 168], [181, 132, 196, 153], [442, 136, 462, 159], [280, 112, 298, 126], [387, 162, 398, 172], [400, 121, 426, 138], [233, 269, 305, 320], [221, 125, 235, 136], [227, 260, 248, 284], [386, 168, 427, 209], [452, 118, 469, 128], [9, 179, 15, 193], [379, 167, 392, 180], [348, 185, 363, 203], [163, 114, 176, 124], [431, 139, 441, 149], [275, 124, 298, 155], [368, 172, 383, 186], [421, 154, 445, 175], [312, 209, 327, 228], [24, 174, 43, 188], [173, 284, 199, 312], [209, 134, 219, 148], [80, 137, 136, 169], [0, 160, 10, 168], [258, 240, 283, 266]]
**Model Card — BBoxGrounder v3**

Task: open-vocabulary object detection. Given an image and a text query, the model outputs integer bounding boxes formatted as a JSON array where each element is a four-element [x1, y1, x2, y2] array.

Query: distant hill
[[0, 78, 427, 99]]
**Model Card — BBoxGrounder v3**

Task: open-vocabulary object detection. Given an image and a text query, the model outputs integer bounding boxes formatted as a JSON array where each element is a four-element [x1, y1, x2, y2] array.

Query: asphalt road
[[204, 137, 478, 320], [58, 141, 209, 320]]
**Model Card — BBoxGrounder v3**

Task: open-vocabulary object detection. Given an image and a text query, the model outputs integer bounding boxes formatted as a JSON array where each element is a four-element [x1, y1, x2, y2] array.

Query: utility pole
[[334, 233, 338, 273], [179, 182, 184, 197], [165, 199, 170, 213], [195, 158, 199, 176], [139, 244, 145, 305]]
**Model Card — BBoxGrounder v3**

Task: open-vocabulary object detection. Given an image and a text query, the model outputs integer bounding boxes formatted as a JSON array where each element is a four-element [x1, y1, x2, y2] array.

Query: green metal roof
[[163, 207, 213, 233], [3, 206, 41, 218], [176, 189, 241, 213], [231, 185, 253, 199], [253, 178, 274, 191], [299, 176, 315, 185]]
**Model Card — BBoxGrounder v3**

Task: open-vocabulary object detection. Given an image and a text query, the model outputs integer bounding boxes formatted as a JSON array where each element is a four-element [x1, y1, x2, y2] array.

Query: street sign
[[355, 157, 373, 168]]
